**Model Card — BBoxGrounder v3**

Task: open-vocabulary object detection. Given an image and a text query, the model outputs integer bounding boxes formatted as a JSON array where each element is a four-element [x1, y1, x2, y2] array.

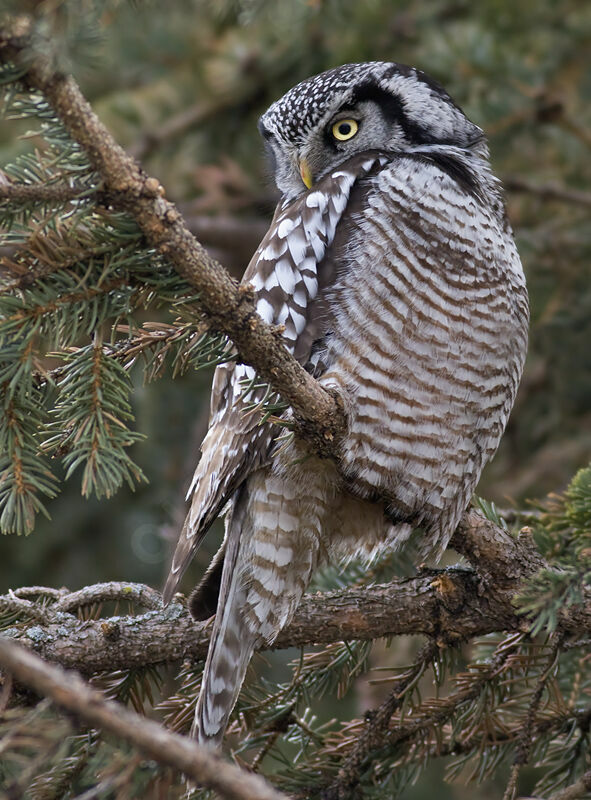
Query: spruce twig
[[502, 636, 562, 800], [323, 640, 439, 800]]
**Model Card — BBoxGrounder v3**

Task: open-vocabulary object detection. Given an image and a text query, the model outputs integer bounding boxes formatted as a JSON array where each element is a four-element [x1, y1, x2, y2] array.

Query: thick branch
[[450, 509, 545, 586], [0, 638, 288, 800], [2, 513, 582, 679], [0, 569, 511, 673], [3, 521, 590, 675], [0, 25, 344, 453]]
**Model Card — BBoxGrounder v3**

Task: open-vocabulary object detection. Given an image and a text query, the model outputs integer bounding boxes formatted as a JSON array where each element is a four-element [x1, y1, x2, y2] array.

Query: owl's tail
[[192, 458, 325, 748], [191, 492, 254, 747], [193, 586, 256, 747]]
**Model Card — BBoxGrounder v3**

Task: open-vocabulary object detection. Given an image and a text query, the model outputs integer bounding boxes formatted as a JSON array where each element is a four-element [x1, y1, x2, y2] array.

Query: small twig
[[504, 176, 591, 208], [129, 89, 265, 161], [503, 636, 561, 800], [0, 180, 97, 204], [248, 707, 296, 773], [0, 638, 288, 800], [179, 213, 269, 254], [31, 321, 210, 389], [504, 764, 521, 800], [0, 591, 55, 623], [12, 586, 67, 600], [324, 640, 438, 800], [54, 581, 163, 614]]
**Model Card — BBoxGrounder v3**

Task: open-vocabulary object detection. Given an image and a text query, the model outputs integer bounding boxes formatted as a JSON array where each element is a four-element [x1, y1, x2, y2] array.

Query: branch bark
[[0, 638, 288, 800], [0, 569, 504, 674]]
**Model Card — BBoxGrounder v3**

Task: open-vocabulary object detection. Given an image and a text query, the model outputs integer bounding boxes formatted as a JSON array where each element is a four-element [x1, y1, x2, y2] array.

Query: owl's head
[[259, 62, 486, 199]]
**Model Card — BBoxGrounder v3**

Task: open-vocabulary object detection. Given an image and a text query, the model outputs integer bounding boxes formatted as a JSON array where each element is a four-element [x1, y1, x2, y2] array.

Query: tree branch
[[0, 23, 344, 456], [0, 638, 288, 800], [2, 512, 590, 677], [0, 568, 504, 674]]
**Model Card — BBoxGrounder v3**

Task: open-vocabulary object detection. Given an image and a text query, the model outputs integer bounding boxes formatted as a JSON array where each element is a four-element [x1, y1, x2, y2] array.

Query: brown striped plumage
[[162, 62, 529, 748]]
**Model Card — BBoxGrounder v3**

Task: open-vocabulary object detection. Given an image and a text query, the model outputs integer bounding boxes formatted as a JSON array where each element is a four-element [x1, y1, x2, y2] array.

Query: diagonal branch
[[0, 22, 344, 456], [0, 637, 288, 800]]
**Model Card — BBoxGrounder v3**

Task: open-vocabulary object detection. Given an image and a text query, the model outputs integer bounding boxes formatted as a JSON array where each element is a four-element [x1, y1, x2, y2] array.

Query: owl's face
[[259, 62, 486, 199]]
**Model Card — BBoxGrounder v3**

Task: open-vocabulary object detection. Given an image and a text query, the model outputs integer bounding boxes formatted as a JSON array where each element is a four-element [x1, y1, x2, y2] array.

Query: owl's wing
[[162, 152, 388, 604]]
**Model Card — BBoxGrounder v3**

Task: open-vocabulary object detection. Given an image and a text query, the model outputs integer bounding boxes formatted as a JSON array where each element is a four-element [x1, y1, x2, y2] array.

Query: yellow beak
[[299, 159, 313, 189]]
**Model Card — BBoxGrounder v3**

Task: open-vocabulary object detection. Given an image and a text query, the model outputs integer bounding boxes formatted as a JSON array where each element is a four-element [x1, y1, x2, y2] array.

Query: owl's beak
[[299, 159, 313, 190]]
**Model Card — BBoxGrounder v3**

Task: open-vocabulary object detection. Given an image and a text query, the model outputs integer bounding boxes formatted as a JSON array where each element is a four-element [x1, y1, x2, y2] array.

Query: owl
[[163, 62, 529, 748]]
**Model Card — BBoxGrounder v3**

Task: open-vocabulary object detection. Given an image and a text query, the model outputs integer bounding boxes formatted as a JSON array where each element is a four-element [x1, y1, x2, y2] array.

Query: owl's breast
[[313, 158, 528, 536]]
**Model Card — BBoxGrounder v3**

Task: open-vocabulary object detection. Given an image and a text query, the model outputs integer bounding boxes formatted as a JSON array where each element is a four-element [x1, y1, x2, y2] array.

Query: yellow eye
[[331, 118, 359, 141]]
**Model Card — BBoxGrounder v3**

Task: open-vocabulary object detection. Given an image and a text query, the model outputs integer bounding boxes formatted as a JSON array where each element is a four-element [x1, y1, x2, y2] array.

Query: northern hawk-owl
[[163, 62, 529, 747]]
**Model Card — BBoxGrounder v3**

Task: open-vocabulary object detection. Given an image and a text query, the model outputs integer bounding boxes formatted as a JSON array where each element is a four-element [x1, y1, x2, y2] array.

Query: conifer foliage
[[0, 60, 229, 535]]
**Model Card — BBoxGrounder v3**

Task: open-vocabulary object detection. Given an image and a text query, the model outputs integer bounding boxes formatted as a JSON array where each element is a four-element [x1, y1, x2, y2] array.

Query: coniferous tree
[[0, 3, 590, 799]]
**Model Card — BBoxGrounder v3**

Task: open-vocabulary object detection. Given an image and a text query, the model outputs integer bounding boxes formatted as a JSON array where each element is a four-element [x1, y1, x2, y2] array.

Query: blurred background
[[0, 1, 589, 795]]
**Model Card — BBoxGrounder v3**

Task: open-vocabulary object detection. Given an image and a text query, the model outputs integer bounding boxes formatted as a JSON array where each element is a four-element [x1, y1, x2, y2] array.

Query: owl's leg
[[193, 446, 335, 748]]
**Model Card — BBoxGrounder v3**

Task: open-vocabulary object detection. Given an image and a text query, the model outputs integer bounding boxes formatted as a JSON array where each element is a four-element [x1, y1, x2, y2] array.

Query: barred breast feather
[[316, 146, 528, 557]]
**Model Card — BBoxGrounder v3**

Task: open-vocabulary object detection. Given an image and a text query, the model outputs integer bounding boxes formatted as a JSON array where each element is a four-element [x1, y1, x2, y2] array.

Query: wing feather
[[162, 153, 388, 603]]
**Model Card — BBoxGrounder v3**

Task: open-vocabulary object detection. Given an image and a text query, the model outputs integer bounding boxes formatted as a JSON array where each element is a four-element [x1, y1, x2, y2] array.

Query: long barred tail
[[193, 582, 257, 747], [190, 488, 253, 747], [191, 449, 330, 747]]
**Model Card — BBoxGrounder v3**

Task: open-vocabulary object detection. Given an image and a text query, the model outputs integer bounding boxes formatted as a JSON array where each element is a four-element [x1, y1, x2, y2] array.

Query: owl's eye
[[331, 119, 359, 141]]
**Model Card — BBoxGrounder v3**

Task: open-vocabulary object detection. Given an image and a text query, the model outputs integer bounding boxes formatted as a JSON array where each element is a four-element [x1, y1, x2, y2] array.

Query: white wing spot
[[261, 238, 287, 260], [290, 309, 306, 334], [256, 296, 275, 323], [277, 217, 297, 238], [275, 259, 297, 293], [302, 272, 318, 296], [331, 192, 348, 214], [293, 286, 307, 306], [287, 228, 308, 263], [305, 191, 328, 212], [277, 304, 289, 324]]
